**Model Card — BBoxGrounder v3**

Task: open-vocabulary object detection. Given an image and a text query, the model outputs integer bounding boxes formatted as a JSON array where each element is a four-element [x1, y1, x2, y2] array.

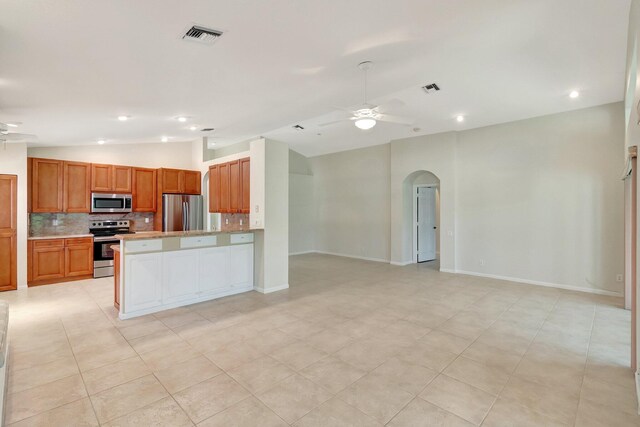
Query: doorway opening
[[408, 171, 440, 268]]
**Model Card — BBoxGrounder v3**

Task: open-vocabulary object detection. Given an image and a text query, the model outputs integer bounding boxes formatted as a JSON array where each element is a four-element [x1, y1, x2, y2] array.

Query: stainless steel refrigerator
[[162, 194, 204, 231]]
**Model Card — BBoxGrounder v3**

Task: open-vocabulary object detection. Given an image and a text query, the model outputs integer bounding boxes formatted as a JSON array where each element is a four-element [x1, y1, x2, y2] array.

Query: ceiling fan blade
[[1, 133, 38, 142], [376, 114, 414, 125]]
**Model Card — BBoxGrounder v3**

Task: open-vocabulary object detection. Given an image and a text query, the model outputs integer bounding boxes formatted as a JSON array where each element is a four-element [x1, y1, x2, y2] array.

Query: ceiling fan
[[320, 61, 413, 130], [0, 122, 38, 149]]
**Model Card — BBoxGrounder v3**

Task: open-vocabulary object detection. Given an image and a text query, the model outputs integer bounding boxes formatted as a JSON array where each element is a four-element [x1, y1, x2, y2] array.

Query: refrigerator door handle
[[185, 201, 190, 230], [182, 201, 187, 231]]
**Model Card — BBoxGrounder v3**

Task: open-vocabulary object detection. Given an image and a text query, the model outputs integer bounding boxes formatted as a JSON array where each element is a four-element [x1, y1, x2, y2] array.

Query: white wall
[[0, 144, 28, 289], [306, 102, 624, 295], [289, 174, 314, 254], [456, 102, 624, 294], [28, 141, 196, 169], [311, 144, 391, 262]]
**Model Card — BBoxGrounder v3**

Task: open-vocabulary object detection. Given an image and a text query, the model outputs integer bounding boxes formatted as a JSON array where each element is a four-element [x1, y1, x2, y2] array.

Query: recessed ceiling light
[[117, 115, 130, 121], [456, 115, 465, 122], [177, 117, 188, 122], [6, 123, 18, 128], [189, 125, 198, 131], [569, 90, 580, 99], [161, 136, 169, 143], [97, 139, 106, 145]]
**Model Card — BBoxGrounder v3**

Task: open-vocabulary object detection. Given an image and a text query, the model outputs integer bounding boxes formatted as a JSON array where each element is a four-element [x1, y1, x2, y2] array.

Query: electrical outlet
[[52, 219, 59, 226], [480, 259, 485, 266], [239, 219, 243, 226], [225, 218, 229, 225], [447, 230, 453, 237], [616, 274, 623, 282], [144, 218, 149, 223]]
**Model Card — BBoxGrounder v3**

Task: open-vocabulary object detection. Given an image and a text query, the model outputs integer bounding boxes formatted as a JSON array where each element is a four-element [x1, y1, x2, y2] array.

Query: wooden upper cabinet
[[183, 170, 201, 195], [161, 168, 182, 194], [63, 161, 91, 213], [208, 164, 220, 213], [240, 158, 250, 214], [133, 168, 157, 212], [91, 163, 113, 192], [0, 175, 17, 291], [229, 160, 241, 213], [112, 166, 132, 193], [219, 163, 231, 213], [31, 158, 64, 213]]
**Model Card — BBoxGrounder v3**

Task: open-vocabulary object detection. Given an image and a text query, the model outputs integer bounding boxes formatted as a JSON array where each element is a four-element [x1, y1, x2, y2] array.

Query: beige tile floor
[[1, 253, 639, 426]]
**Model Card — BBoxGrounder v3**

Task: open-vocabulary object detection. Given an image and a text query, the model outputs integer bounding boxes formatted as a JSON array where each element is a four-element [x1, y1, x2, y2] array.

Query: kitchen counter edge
[[28, 234, 94, 240], [115, 229, 261, 240]]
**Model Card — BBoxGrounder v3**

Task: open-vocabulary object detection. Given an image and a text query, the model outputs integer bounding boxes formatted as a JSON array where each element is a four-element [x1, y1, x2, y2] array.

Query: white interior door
[[417, 187, 436, 262]]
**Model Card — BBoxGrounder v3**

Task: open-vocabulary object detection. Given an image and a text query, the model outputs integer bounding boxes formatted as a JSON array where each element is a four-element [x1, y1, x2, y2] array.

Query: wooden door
[[64, 238, 93, 277], [183, 170, 201, 195], [91, 163, 113, 192], [229, 160, 241, 213], [161, 168, 183, 193], [240, 157, 251, 214], [0, 175, 17, 291], [31, 158, 63, 212], [112, 166, 132, 193], [133, 168, 157, 212], [208, 165, 220, 213], [63, 161, 91, 213], [32, 240, 65, 281], [219, 162, 231, 213]]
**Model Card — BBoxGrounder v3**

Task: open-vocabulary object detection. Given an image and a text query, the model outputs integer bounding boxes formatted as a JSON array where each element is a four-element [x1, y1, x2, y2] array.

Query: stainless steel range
[[90, 220, 135, 278]]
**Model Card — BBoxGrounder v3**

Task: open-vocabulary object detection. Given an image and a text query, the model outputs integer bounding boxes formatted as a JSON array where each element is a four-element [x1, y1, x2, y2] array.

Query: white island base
[[116, 232, 255, 319]]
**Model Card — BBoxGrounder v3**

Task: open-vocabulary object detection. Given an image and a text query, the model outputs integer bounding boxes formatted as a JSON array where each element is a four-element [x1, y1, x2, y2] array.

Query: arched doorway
[[402, 170, 441, 269]]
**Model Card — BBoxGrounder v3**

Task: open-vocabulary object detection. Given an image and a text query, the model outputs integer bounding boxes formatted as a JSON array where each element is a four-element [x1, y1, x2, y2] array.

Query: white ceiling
[[0, 0, 631, 157]]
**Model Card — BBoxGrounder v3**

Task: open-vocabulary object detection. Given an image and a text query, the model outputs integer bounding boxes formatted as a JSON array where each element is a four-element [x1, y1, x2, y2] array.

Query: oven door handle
[[93, 236, 119, 242]]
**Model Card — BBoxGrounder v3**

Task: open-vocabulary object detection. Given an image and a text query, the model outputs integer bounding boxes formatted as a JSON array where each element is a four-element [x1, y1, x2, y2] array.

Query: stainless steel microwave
[[91, 193, 132, 213]]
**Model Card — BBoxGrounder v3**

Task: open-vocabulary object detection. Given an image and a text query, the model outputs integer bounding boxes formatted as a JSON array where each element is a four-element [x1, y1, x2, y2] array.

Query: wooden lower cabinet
[[29, 237, 93, 286], [65, 238, 93, 277], [32, 240, 65, 282], [0, 174, 17, 291]]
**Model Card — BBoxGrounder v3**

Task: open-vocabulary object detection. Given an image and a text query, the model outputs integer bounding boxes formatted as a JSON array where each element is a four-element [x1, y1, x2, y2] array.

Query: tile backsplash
[[219, 213, 250, 231], [30, 212, 155, 236]]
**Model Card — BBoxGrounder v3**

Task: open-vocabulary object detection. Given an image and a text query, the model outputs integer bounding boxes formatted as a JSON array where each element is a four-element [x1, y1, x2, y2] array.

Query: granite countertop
[[28, 233, 93, 241], [115, 229, 259, 240]]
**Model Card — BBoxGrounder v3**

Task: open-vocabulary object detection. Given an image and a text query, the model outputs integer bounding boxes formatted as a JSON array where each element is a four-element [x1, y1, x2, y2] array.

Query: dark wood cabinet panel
[[219, 162, 231, 213], [240, 158, 251, 214], [112, 166, 132, 193], [0, 174, 17, 291], [63, 161, 91, 213], [31, 158, 63, 213], [91, 163, 113, 192], [133, 168, 157, 212], [208, 164, 220, 213], [229, 160, 241, 213], [183, 170, 201, 195]]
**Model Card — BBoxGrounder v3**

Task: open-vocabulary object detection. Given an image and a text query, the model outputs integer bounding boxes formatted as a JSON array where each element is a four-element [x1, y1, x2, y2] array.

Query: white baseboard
[[289, 251, 316, 256], [439, 268, 456, 274], [390, 261, 413, 266], [313, 251, 390, 264], [254, 284, 289, 294], [453, 269, 623, 297]]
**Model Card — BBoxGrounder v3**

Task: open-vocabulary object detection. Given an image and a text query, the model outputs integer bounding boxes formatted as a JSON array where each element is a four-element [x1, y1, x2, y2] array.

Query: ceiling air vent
[[182, 25, 223, 45], [293, 125, 305, 130], [422, 83, 440, 94], [200, 128, 215, 132]]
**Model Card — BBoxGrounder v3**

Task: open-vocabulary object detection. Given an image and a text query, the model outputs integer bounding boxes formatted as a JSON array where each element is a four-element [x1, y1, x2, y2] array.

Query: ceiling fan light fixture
[[355, 118, 376, 130]]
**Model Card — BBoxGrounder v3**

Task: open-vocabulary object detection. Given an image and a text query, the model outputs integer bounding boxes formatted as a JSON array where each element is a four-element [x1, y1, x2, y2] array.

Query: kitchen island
[[114, 230, 255, 319]]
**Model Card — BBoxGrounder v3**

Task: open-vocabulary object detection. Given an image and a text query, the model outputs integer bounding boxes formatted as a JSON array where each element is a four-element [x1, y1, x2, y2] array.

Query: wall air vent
[[182, 25, 223, 45], [293, 125, 305, 130], [200, 128, 215, 132], [422, 83, 440, 94]]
